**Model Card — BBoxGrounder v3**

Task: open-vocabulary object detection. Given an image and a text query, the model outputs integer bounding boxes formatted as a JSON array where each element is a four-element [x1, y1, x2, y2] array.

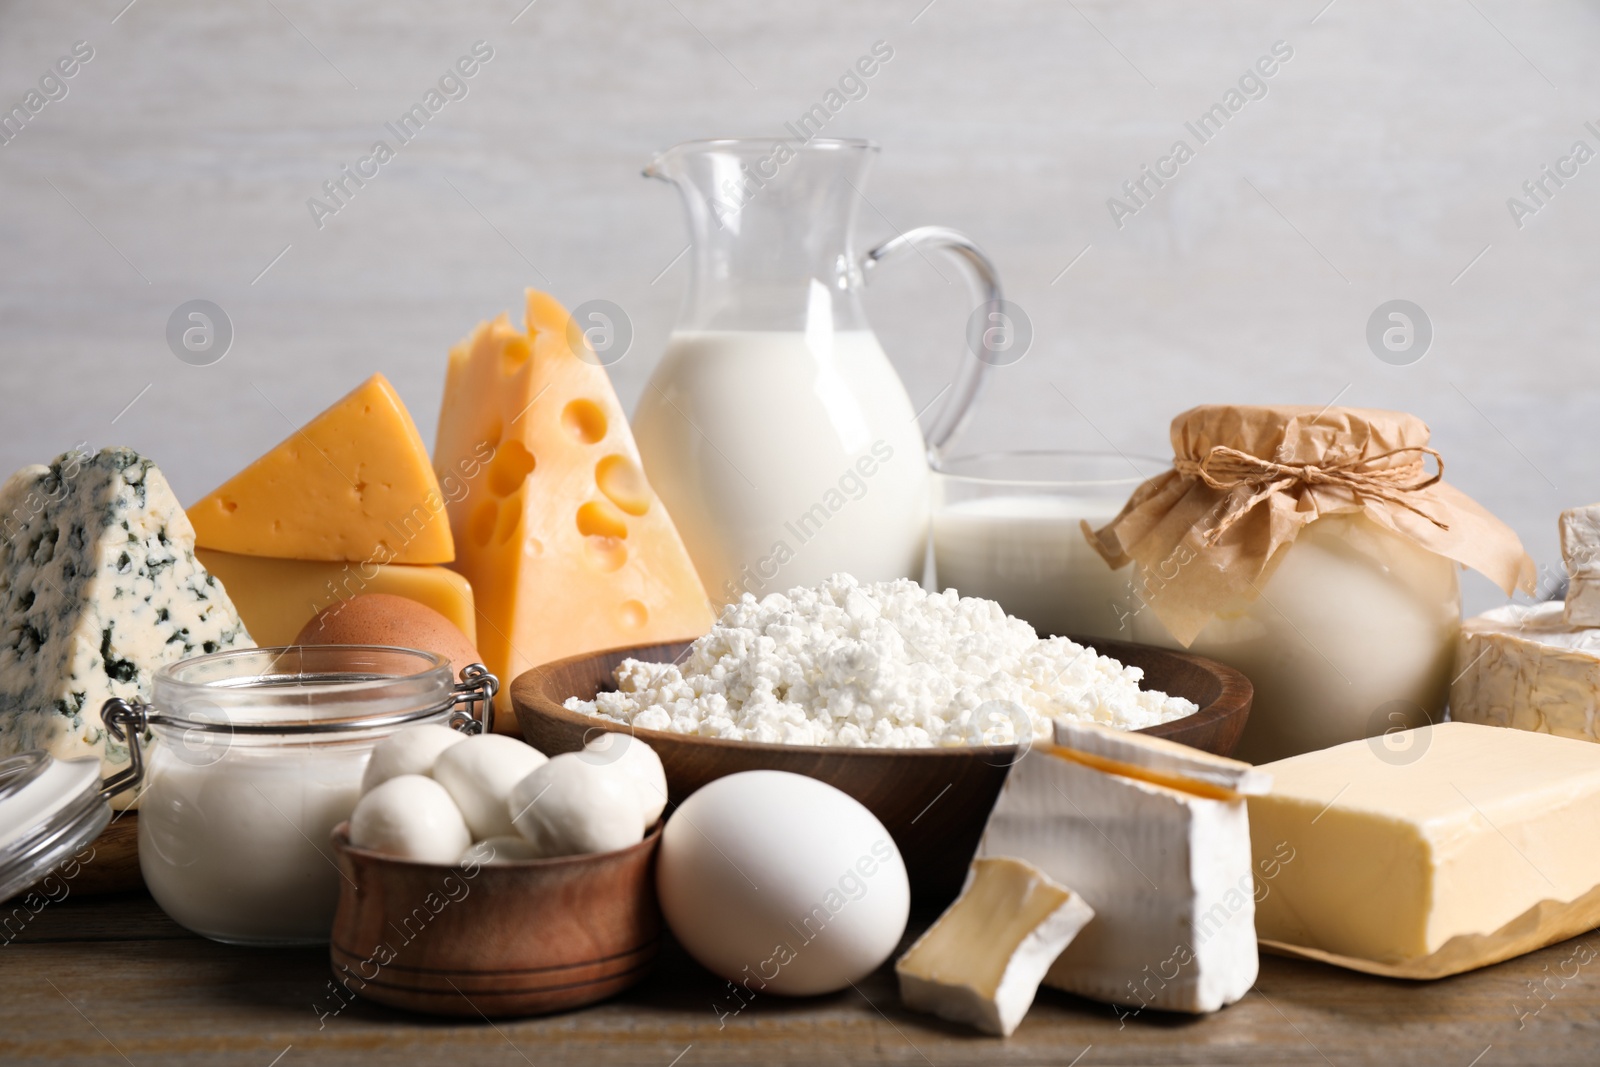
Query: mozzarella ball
[[362, 724, 467, 794], [508, 753, 645, 857], [582, 731, 668, 825], [657, 771, 909, 996], [460, 835, 546, 866], [349, 775, 471, 864], [432, 734, 549, 839]]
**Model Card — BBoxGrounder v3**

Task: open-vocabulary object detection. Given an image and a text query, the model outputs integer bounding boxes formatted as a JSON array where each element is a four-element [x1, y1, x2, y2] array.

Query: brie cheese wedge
[[1562, 504, 1600, 626], [975, 720, 1269, 1014], [1452, 602, 1600, 741], [896, 856, 1094, 1036]]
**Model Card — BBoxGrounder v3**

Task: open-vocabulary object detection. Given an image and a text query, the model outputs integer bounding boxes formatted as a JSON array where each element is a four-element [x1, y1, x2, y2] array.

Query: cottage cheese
[[565, 575, 1197, 748]]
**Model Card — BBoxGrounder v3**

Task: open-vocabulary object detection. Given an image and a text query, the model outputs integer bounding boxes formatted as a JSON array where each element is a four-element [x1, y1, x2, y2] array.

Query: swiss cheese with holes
[[434, 290, 713, 710]]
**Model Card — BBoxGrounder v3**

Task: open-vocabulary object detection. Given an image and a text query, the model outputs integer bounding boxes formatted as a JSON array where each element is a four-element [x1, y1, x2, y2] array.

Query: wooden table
[[4, 891, 1596, 1066]]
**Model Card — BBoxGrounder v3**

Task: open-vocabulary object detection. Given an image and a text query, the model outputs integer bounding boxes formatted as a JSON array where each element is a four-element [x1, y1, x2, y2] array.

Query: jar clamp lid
[[0, 647, 498, 905]]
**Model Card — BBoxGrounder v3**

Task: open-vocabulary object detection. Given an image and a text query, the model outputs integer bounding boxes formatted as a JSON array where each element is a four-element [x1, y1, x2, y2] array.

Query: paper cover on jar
[[1083, 405, 1536, 645]]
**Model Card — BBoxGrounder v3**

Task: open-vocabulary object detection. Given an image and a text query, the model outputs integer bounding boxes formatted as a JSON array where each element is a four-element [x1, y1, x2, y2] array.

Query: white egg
[[460, 835, 546, 866], [349, 775, 472, 863], [508, 753, 645, 857], [657, 770, 909, 996], [432, 734, 549, 839], [361, 723, 467, 793], [582, 731, 668, 825]]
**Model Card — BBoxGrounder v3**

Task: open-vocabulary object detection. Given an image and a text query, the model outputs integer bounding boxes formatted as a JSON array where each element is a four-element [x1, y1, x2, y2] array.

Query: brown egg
[[295, 594, 484, 682]]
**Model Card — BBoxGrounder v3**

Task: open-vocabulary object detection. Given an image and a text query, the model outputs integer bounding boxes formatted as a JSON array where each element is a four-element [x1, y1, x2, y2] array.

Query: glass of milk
[[931, 451, 1161, 640], [125, 646, 492, 945]]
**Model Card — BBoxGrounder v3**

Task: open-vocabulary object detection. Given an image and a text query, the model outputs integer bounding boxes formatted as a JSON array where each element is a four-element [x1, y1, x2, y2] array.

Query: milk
[[633, 330, 931, 604], [931, 495, 1134, 640]]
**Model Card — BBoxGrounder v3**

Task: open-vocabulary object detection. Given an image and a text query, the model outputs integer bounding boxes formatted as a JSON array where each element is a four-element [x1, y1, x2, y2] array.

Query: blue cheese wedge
[[0, 448, 253, 797]]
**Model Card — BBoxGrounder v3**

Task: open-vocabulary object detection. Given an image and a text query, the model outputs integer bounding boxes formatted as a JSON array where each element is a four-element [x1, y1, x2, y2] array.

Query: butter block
[[1250, 722, 1600, 966], [1451, 602, 1600, 742], [196, 548, 476, 647], [897, 857, 1094, 1036], [976, 720, 1269, 1014]]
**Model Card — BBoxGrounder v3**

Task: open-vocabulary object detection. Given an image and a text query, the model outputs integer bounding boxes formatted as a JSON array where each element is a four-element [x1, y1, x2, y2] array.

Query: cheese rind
[[0, 449, 254, 792], [1451, 602, 1600, 742], [434, 292, 713, 707], [1249, 722, 1600, 967], [194, 548, 476, 648], [897, 857, 1094, 1036], [189, 373, 454, 564], [976, 722, 1263, 1014]]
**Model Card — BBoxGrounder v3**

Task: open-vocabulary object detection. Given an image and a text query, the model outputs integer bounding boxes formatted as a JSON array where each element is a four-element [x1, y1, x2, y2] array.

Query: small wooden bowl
[[329, 824, 662, 1018], [510, 635, 1251, 901]]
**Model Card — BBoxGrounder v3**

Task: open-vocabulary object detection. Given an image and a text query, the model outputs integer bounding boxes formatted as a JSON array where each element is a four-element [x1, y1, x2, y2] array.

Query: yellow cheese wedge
[[434, 291, 713, 705], [196, 548, 476, 647], [189, 373, 455, 564]]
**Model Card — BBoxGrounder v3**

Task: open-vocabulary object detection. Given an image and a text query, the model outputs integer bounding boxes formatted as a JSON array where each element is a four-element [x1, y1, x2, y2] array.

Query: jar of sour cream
[[100, 646, 496, 946]]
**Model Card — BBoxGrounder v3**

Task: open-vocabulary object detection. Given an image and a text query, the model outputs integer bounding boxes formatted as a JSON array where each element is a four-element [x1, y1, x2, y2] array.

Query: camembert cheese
[[976, 720, 1269, 1014], [1250, 722, 1600, 968], [897, 857, 1094, 1036], [433, 291, 713, 704], [1451, 602, 1600, 741], [189, 373, 455, 564]]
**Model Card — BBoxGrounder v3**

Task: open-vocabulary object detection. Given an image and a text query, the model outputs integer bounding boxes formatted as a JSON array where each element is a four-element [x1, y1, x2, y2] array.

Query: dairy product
[[584, 731, 669, 824], [0, 448, 253, 794], [1134, 513, 1460, 763], [508, 753, 646, 858], [349, 775, 472, 864], [361, 723, 468, 792], [567, 574, 1196, 747], [432, 734, 548, 839], [432, 291, 713, 714], [189, 373, 454, 564], [139, 741, 364, 944], [896, 857, 1095, 1036], [932, 494, 1133, 640], [632, 330, 931, 604], [1560, 504, 1600, 626], [976, 720, 1270, 1014], [1249, 723, 1600, 969], [1452, 602, 1600, 741], [194, 548, 477, 647]]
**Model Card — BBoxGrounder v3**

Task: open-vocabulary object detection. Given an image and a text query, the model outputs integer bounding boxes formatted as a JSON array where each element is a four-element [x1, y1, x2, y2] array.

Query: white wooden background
[[2, 0, 1596, 614]]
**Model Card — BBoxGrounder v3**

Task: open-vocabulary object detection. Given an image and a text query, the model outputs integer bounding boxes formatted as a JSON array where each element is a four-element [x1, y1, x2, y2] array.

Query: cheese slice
[[194, 548, 476, 648], [975, 720, 1268, 1014], [897, 857, 1094, 1036], [433, 291, 713, 706], [1451, 602, 1600, 741], [189, 373, 454, 564], [0, 448, 254, 800], [1249, 722, 1600, 968], [1561, 504, 1600, 626]]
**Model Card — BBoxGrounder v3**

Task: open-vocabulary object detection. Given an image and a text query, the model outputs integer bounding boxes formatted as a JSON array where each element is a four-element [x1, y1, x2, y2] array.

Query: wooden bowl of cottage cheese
[[510, 630, 1250, 902]]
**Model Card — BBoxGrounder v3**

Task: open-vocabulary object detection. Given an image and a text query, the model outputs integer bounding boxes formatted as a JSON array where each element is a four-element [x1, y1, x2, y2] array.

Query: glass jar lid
[[0, 751, 110, 904]]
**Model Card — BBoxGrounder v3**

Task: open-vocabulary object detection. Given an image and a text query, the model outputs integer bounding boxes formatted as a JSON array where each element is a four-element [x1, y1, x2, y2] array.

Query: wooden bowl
[[329, 824, 661, 1018], [510, 635, 1251, 901]]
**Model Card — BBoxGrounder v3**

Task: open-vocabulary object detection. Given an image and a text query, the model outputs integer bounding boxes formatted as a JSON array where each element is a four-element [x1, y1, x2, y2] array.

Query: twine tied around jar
[[1172, 444, 1450, 545]]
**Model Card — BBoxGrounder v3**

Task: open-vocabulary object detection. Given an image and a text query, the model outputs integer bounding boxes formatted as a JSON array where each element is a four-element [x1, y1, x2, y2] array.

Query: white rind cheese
[[1561, 504, 1600, 626], [975, 720, 1268, 1015], [897, 856, 1094, 1036], [0, 448, 253, 789], [1452, 602, 1600, 741]]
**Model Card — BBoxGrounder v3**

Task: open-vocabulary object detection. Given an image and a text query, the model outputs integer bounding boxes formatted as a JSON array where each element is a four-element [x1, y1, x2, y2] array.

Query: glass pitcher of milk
[[634, 138, 1003, 605]]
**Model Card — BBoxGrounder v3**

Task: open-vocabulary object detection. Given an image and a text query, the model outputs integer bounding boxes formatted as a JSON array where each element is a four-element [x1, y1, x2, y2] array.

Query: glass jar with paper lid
[[1085, 405, 1535, 763]]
